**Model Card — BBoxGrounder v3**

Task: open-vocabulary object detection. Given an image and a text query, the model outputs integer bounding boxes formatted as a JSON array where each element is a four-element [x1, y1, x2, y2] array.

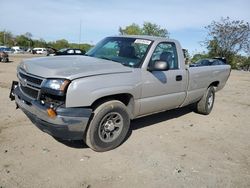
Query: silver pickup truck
[[10, 36, 231, 151]]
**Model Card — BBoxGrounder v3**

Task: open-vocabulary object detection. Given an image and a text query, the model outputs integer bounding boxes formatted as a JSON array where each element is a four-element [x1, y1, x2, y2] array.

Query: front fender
[[65, 71, 141, 107]]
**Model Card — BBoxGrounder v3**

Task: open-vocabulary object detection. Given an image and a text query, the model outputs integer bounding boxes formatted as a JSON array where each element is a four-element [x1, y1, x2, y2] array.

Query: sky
[[1, 0, 250, 54]]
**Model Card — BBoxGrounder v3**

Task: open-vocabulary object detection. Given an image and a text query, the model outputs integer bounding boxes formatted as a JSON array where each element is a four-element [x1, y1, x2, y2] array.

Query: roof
[[109, 35, 178, 43]]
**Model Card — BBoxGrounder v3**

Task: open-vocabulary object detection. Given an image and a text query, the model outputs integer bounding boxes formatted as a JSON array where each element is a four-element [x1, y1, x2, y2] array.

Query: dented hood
[[18, 55, 133, 80]]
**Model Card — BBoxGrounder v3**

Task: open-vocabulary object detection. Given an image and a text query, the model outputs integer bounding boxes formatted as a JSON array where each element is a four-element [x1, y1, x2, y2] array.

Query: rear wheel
[[84, 100, 130, 152], [195, 86, 215, 115]]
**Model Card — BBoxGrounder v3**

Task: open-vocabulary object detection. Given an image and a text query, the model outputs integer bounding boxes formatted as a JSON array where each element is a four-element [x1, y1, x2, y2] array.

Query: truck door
[[140, 42, 187, 115]]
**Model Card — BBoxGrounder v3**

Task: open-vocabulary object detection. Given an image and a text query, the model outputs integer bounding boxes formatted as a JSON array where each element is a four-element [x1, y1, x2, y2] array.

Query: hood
[[19, 56, 133, 80]]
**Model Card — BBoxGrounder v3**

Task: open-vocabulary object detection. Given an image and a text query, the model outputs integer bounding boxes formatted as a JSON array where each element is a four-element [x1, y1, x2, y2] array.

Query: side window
[[75, 50, 82, 54], [213, 60, 223, 65], [149, 42, 178, 69], [67, 49, 74, 54]]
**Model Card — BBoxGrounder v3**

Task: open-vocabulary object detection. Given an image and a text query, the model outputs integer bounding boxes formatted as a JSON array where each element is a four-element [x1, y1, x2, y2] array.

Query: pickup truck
[[10, 35, 231, 152]]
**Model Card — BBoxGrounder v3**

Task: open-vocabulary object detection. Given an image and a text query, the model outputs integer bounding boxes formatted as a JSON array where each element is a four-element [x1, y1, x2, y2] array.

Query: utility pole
[[79, 19, 82, 48], [3, 31, 6, 46]]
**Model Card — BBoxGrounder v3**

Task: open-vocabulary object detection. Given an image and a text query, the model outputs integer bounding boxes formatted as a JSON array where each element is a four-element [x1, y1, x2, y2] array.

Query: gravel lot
[[0, 54, 250, 188]]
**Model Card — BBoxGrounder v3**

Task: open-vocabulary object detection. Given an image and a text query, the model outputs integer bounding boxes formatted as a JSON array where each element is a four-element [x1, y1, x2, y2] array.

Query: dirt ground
[[0, 54, 250, 188]]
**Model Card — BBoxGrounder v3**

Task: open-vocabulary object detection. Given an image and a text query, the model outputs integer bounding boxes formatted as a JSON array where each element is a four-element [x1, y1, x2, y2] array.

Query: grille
[[18, 70, 44, 99], [20, 85, 39, 99], [19, 72, 43, 85]]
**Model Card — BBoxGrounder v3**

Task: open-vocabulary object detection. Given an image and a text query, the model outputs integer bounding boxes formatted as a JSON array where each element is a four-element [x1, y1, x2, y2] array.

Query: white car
[[11, 46, 24, 54], [33, 48, 47, 54]]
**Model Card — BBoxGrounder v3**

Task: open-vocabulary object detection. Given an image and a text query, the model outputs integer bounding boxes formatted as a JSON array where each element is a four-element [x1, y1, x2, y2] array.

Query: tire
[[195, 86, 215, 115], [84, 100, 130, 152], [1, 57, 8, 63]]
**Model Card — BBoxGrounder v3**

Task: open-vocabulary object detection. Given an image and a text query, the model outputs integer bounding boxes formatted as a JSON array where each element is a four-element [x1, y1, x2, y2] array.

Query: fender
[[66, 70, 142, 108]]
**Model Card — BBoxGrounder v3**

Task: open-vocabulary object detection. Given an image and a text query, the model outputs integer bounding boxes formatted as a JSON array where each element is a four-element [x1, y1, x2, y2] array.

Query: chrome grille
[[18, 69, 44, 99], [19, 72, 43, 85]]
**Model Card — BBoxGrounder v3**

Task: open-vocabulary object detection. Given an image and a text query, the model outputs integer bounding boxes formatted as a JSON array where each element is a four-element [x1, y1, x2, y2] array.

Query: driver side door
[[139, 42, 187, 115]]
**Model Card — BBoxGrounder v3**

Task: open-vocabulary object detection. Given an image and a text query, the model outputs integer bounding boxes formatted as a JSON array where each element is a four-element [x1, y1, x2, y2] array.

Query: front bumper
[[13, 84, 92, 140]]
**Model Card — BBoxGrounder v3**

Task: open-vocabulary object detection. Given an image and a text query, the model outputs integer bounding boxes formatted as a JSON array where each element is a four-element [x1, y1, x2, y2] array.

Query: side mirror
[[148, 60, 169, 71]]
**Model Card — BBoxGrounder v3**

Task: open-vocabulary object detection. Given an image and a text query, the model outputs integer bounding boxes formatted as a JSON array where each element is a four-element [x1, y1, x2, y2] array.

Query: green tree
[[142, 22, 169, 37], [119, 23, 142, 35], [243, 57, 250, 71], [24, 32, 32, 39], [119, 22, 169, 38], [204, 17, 250, 66], [238, 56, 250, 71], [49, 39, 69, 49], [33, 39, 47, 48], [0, 30, 94, 52], [191, 53, 209, 63], [0, 31, 15, 46], [207, 38, 236, 68], [15, 35, 32, 48], [69, 43, 92, 52]]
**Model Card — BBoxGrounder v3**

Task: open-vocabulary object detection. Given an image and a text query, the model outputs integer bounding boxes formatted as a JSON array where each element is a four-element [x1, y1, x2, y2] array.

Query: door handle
[[176, 75, 182, 81]]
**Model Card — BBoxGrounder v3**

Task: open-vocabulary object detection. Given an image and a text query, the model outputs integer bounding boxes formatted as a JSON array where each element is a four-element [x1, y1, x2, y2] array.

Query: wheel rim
[[207, 92, 214, 109], [98, 112, 123, 143]]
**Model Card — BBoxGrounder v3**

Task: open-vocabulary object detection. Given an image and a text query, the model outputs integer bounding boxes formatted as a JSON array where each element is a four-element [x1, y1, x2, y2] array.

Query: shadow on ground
[[57, 106, 194, 149], [55, 138, 88, 149], [1, 60, 13, 63]]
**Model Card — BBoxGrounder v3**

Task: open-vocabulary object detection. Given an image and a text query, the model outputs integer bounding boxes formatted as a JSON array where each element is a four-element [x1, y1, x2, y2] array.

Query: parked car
[[13, 49, 25, 54], [47, 48, 86, 56], [11, 46, 25, 54], [33, 48, 47, 54], [0, 47, 14, 54], [10, 35, 231, 152], [190, 58, 227, 67], [0, 51, 9, 62]]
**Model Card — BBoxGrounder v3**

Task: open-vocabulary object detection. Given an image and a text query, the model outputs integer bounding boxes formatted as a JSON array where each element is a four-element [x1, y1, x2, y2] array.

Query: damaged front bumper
[[10, 82, 92, 140]]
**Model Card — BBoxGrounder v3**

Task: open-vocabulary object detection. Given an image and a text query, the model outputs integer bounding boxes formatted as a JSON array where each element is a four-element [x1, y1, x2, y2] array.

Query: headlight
[[42, 79, 70, 96]]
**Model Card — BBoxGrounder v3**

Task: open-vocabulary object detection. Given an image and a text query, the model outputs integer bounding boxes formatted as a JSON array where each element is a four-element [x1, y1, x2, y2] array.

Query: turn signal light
[[47, 108, 57, 118]]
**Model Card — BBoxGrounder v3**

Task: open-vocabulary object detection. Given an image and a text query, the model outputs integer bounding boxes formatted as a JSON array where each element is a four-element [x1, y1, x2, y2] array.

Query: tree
[[33, 39, 47, 48], [243, 57, 250, 71], [0, 30, 94, 51], [142, 22, 169, 37], [204, 17, 250, 66], [15, 34, 32, 48], [238, 56, 250, 71], [48, 39, 69, 49], [0, 31, 15, 46], [24, 32, 32, 39], [191, 53, 209, 63], [69, 43, 92, 52], [119, 22, 169, 38], [119, 23, 142, 35]]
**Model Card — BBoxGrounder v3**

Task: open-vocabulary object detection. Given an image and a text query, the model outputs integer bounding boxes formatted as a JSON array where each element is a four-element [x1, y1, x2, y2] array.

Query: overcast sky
[[1, 0, 250, 54]]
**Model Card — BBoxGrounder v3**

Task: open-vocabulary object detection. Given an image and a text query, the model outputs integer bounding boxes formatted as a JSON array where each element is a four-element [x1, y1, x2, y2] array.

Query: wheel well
[[91, 93, 134, 118], [209, 81, 219, 88]]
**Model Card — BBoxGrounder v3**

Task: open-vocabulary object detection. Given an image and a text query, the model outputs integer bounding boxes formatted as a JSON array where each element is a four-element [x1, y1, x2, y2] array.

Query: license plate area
[[9, 81, 19, 101]]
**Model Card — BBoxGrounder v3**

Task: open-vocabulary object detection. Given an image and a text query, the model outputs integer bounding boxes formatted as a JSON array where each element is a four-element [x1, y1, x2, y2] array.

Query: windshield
[[86, 37, 152, 67]]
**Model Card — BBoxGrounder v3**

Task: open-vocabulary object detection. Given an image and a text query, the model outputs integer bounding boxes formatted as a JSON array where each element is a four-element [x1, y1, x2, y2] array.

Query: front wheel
[[195, 86, 215, 115], [84, 100, 130, 152]]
